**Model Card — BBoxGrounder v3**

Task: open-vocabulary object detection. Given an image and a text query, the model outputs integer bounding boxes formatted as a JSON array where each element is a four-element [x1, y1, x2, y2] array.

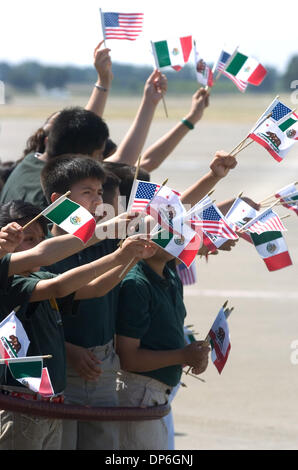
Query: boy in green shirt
[[0, 200, 155, 450], [116, 248, 210, 450]]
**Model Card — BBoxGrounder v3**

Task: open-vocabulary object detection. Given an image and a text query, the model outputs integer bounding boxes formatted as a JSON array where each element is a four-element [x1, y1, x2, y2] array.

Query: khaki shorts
[[117, 371, 172, 450], [61, 340, 121, 450]]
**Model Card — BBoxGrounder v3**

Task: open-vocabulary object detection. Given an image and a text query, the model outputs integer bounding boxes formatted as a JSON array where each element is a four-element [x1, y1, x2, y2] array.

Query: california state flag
[[152, 36, 193, 71], [208, 307, 231, 374], [0, 311, 54, 396]]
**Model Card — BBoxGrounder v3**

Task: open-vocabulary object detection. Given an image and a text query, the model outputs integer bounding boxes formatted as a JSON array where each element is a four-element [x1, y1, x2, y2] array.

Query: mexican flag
[[249, 113, 298, 162], [151, 223, 201, 268], [0, 311, 54, 396], [208, 307, 231, 374], [146, 184, 186, 237], [250, 231, 292, 272], [275, 183, 298, 216], [225, 52, 267, 86], [42, 195, 96, 244], [152, 36, 193, 71]]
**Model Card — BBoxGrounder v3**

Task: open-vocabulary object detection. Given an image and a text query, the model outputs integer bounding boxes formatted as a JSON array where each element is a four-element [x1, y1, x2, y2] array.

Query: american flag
[[190, 205, 238, 240], [102, 12, 144, 41], [177, 262, 197, 286], [129, 181, 160, 212], [215, 50, 247, 92], [245, 209, 287, 235], [271, 102, 293, 122]]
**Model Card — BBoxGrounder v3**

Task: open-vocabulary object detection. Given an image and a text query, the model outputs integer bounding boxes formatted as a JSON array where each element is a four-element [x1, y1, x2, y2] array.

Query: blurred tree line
[[0, 55, 297, 95]]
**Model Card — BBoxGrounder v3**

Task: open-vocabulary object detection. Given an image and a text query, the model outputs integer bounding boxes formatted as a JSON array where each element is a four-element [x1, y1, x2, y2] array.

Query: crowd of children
[[0, 42, 256, 450]]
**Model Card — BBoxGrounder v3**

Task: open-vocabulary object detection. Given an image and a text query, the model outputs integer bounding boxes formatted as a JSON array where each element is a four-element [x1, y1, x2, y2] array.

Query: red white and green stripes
[[152, 36, 193, 71], [42, 195, 96, 244], [250, 231, 292, 272], [225, 52, 267, 86]]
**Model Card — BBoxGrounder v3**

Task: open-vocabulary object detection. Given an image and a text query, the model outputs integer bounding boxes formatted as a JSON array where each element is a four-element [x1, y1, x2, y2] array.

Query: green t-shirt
[[0, 270, 78, 394], [0, 153, 47, 210], [47, 239, 120, 348], [116, 260, 187, 387], [0, 254, 12, 293]]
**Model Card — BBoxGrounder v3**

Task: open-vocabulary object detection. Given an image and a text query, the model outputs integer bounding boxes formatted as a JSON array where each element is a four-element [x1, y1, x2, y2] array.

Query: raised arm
[[180, 151, 237, 206], [29, 237, 155, 302], [8, 212, 138, 276], [105, 70, 167, 166], [85, 41, 113, 118], [140, 88, 210, 172]]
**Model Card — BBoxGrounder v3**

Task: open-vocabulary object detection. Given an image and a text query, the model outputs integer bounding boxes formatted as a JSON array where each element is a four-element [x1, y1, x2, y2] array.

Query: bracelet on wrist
[[94, 84, 108, 92], [181, 118, 194, 130]]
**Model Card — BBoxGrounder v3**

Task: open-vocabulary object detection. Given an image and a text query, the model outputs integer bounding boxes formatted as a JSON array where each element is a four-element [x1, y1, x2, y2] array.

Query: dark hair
[[0, 200, 48, 236], [0, 160, 18, 186], [20, 111, 60, 161], [103, 138, 117, 159], [46, 107, 109, 160], [102, 170, 121, 205], [41, 154, 106, 203], [102, 162, 150, 207]]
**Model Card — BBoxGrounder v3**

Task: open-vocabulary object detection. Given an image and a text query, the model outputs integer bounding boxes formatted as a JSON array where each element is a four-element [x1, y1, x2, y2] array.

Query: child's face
[[17, 222, 46, 252], [15, 221, 46, 272], [68, 178, 104, 221]]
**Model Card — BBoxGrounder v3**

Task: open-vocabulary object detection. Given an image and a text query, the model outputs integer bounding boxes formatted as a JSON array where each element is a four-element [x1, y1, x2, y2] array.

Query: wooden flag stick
[[259, 184, 298, 205], [231, 139, 254, 157], [183, 370, 206, 383], [134, 154, 142, 183], [260, 190, 298, 207], [99, 8, 107, 47], [22, 190, 71, 230], [0, 355, 52, 364]]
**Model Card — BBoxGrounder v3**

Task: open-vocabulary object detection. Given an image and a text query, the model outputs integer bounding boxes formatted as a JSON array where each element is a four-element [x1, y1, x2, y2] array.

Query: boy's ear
[[50, 192, 62, 203]]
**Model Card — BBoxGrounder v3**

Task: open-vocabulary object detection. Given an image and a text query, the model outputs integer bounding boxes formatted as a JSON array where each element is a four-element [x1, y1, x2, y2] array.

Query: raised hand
[[0, 222, 24, 256], [94, 40, 113, 89], [144, 69, 168, 105], [209, 150, 238, 179]]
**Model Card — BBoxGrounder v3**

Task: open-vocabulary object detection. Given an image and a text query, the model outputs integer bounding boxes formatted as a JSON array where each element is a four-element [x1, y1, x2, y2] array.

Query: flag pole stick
[[259, 190, 298, 206], [230, 111, 273, 157], [134, 154, 142, 182], [231, 139, 254, 157], [99, 8, 107, 47], [259, 185, 298, 205], [0, 355, 52, 364], [22, 191, 71, 231], [150, 41, 168, 118]]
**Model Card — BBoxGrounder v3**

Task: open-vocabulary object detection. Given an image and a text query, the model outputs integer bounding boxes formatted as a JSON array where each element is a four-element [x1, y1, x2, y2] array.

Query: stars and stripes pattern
[[176, 262, 197, 286], [190, 205, 238, 240], [244, 209, 287, 235], [271, 102, 292, 122], [215, 50, 247, 92], [102, 12, 144, 41], [130, 181, 160, 212]]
